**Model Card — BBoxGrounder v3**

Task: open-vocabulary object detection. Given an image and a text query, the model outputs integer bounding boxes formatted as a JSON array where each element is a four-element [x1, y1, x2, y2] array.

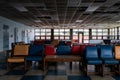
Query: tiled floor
[[0, 53, 120, 80]]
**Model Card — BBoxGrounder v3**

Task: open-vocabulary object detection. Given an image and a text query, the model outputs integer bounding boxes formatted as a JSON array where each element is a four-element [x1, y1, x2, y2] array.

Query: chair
[[84, 46, 102, 75], [52, 39, 59, 47], [71, 44, 81, 68], [71, 45, 81, 55], [66, 41, 72, 46], [44, 40, 52, 44], [44, 45, 56, 71], [114, 46, 120, 74], [44, 45, 56, 55], [58, 41, 66, 46], [56, 45, 71, 55], [25, 44, 44, 70], [100, 45, 119, 76], [7, 44, 29, 70]]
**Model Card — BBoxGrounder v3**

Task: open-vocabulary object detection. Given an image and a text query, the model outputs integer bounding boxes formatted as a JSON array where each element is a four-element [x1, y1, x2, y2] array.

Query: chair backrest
[[33, 40, 44, 45], [58, 41, 66, 45], [115, 46, 120, 59], [80, 44, 86, 57], [44, 40, 52, 44], [45, 45, 56, 55], [66, 41, 72, 46], [29, 44, 44, 56], [85, 46, 98, 59], [52, 39, 59, 47], [14, 44, 29, 56], [56, 45, 71, 55], [100, 45, 114, 59], [71, 45, 81, 55]]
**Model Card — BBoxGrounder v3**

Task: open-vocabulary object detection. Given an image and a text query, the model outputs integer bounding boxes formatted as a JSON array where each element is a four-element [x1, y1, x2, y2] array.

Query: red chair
[[44, 45, 56, 70], [80, 44, 86, 57], [66, 41, 72, 46], [70, 44, 81, 69], [71, 45, 81, 55], [33, 40, 44, 45], [45, 45, 56, 55]]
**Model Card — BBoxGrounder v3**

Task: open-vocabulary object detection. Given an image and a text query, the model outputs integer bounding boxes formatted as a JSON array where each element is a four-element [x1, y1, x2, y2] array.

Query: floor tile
[[0, 70, 8, 75], [46, 70, 66, 75], [112, 75, 120, 80], [68, 76, 90, 80], [0, 75, 22, 80], [21, 75, 44, 80], [5, 70, 26, 75], [25, 70, 43, 75], [89, 75, 115, 80], [44, 75, 67, 80]]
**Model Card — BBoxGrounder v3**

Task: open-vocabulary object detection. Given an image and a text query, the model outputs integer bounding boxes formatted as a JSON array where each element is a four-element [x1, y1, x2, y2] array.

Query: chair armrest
[[6, 50, 13, 58]]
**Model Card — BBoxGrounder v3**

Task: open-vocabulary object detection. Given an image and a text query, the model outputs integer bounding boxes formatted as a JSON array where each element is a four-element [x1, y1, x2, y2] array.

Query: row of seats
[[6, 43, 120, 76], [32, 39, 72, 47], [7, 44, 77, 71], [84, 45, 120, 76]]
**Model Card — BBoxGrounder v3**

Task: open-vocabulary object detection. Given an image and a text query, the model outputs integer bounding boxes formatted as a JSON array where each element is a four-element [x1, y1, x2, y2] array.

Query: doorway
[[3, 25, 9, 51], [78, 32, 83, 44], [14, 28, 18, 42]]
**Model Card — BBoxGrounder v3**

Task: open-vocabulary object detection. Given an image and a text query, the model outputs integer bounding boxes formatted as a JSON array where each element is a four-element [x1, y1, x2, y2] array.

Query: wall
[[0, 16, 34, 51]]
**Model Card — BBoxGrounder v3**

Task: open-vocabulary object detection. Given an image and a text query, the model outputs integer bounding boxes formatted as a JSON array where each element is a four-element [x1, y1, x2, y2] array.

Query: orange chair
[[7, 44, 29, 70], [52, 39, 59, 47], [114, 46, 120, 74]]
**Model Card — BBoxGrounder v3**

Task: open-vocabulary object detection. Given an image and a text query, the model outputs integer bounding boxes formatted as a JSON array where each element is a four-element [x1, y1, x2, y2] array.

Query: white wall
[[0, 16, 34, 51]]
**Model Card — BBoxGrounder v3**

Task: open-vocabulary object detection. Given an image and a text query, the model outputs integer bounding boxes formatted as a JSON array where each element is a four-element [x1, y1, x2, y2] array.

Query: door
[[21, 31, 25, 42], [78, 32, 83, 44], [3, 25, 9, 51], [14, 28, 18, 42]]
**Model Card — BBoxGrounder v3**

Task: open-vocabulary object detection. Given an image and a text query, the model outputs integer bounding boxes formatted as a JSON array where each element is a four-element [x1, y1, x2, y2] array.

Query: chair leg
[[7, 62, 9, 70], [70, 62, 72, 70], [44, 59, 46, 71], [86, 64, 88, 76], [101, 64, 105, 76], [119, 64, 120, 75], [25, 60, 27, 71]]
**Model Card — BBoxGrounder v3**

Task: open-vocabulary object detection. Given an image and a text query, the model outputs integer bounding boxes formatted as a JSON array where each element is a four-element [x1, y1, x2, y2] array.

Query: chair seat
[[103, 59, 119, 64], [7, 57, 25, 62], [25, 56, 43, 61], [87, 59, 102, 65]]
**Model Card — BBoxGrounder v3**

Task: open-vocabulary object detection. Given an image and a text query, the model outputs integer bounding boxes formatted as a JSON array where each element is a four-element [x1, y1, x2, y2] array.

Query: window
[[34, 29, 51, 40]]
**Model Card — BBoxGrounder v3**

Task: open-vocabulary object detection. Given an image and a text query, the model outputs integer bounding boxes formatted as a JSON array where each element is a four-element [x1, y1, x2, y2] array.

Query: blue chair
[[56, 45, 71, 55], [100, 45, 119, 76], [84, 46, 102, 75], [58, 41, 66, 46], [25, 44, 44, 70]]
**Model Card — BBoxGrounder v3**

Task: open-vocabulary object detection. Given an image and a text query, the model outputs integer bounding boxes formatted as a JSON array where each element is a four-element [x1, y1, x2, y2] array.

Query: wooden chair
[[114, 46, 120, 75], [51, 39, 59, 47], [7, 44, 29, 70]]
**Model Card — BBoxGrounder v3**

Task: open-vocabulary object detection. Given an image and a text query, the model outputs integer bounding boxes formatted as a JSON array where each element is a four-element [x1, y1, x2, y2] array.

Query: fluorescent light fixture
[[72, 26, 76, 28], [34, 20, 42, 22], [116, 20, 120, 22], [68, 0, 81, 7], [86, 5, 99, 12], [11, 3, 28, 12], [76, 20, 83, 22]]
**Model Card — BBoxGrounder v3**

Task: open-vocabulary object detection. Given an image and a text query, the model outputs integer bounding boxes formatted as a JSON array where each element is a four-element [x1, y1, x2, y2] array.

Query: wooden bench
[[44, 55, 81, 71]]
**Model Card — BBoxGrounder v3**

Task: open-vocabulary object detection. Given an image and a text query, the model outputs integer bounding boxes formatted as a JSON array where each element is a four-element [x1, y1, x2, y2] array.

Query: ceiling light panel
[[11, 3, 28, 12], [67, 0, 81, 7]]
